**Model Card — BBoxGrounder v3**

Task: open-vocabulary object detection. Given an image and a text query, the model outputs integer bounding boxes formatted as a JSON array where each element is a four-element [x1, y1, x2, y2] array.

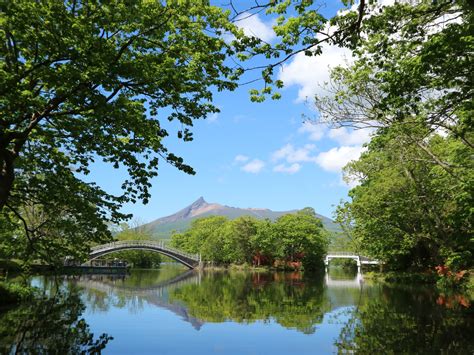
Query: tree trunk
[[0, 150, 15, 211]]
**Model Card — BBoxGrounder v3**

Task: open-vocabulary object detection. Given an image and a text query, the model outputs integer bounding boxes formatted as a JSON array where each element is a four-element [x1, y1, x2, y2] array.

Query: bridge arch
[[88, 241, 200, 269]]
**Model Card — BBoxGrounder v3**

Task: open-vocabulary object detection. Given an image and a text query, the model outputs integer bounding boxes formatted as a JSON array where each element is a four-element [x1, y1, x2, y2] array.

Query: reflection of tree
[[0, 289, 112, 354], [169, 271, 331, 334], [81, 286, 114, 313], [335, 286, 474, 354]]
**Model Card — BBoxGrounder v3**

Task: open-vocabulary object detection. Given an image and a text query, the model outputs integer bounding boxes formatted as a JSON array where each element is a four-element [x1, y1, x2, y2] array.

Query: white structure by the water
[[324, 252, 380, 272]]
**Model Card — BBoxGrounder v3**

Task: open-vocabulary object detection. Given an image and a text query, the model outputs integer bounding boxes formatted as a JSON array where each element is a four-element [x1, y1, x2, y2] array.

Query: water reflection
[[2, 267, 473, 354], [335, 284, 474, 354], [75, 269, 374, 335], [325, 271, 363, 288], [75, 269, 204, 330], [169, 271, 331, 334], [0, 286, 112, 354]]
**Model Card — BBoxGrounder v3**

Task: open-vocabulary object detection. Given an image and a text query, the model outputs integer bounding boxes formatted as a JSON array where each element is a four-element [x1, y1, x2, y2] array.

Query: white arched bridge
[[89, 240, 200, 269]]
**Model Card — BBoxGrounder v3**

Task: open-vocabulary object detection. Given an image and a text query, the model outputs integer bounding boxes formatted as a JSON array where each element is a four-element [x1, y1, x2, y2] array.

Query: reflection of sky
[[76, 269, 363, 355], [30, 278, 43, 289], [85, 304, 353, 355]]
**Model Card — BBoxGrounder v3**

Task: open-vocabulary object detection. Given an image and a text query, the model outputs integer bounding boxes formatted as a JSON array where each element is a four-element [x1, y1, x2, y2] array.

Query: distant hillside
[[141, 197, 342, 239]]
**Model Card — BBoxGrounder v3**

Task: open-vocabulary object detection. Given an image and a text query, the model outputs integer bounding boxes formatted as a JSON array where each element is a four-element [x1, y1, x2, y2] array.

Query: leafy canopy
[[0, 0, 250, 263], [313, 1, 474, 271]]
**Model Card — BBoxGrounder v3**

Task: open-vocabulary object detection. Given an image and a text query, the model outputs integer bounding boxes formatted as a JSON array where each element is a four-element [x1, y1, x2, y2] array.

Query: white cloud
[[328, 127, 373, 145], [234, 154, 249, 163], [207, 112, 219, 123], [298, 121, 326, 141], [315, 146, 365, 173], [271, 144, 293, 161], [271, 143, 317, 163], [273, 163, 301, 174], [241, 159, 265, 174], [235, 13, 275, 42], [279, 42, 353, 102]]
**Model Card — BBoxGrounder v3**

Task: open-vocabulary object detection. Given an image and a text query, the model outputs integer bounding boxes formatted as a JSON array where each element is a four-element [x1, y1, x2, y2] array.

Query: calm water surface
[[1, 265, 473, 354]]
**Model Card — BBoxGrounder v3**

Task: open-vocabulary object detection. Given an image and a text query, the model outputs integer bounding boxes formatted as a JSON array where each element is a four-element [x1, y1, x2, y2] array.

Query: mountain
[[141, 197, 341, 239]]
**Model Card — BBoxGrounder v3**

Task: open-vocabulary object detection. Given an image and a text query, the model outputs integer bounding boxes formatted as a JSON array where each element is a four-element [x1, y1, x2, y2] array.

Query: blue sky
[[88, 1, 373, 223]]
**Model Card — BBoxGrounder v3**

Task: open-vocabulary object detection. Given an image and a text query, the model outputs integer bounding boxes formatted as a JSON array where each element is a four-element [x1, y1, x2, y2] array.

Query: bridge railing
[[325, 251, 381, 264], [90, 240, 199, 261], [326, 251, 359, 256]]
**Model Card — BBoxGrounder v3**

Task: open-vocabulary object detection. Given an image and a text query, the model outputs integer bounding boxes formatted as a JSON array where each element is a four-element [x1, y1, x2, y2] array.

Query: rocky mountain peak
[[190, 196, 207, 209], [180, 196, 214, 219]]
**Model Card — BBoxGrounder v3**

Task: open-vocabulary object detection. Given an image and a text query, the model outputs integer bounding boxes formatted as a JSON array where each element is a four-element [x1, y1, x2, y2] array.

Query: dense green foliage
[[0, 0, 258, 265], [313, 1, 474, 272], [171, 209, 328, 270], [338, 127, 473, 270]]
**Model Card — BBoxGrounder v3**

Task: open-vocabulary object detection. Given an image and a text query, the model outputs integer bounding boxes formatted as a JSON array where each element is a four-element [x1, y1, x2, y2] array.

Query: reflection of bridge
[[73, 270, 204, 330], [324, 252, 380, 271], [75, 270, 200, 298], [325, 272, 364, 288], [89, 241, 200, 269]]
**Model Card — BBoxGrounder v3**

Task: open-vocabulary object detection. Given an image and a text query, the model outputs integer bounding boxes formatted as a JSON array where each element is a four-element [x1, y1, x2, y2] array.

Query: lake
[[1, 265, 473, 354]]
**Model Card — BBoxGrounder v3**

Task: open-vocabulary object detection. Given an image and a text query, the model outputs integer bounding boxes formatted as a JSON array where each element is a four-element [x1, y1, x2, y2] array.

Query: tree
[[220, 216, 258, 264], [338, 125, 473, 270], [0, 1, 255, 263], [273, 210, 328, 270], [0, 1, 250, 208], [250, 219, 278, 266], [171, 216, 228, 262], [315, 1, 473, 141], [310, 1, 473, 271], [172, 212, 329, 268], [0, 0, 386, 212], [0, 167, 122, 266]]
